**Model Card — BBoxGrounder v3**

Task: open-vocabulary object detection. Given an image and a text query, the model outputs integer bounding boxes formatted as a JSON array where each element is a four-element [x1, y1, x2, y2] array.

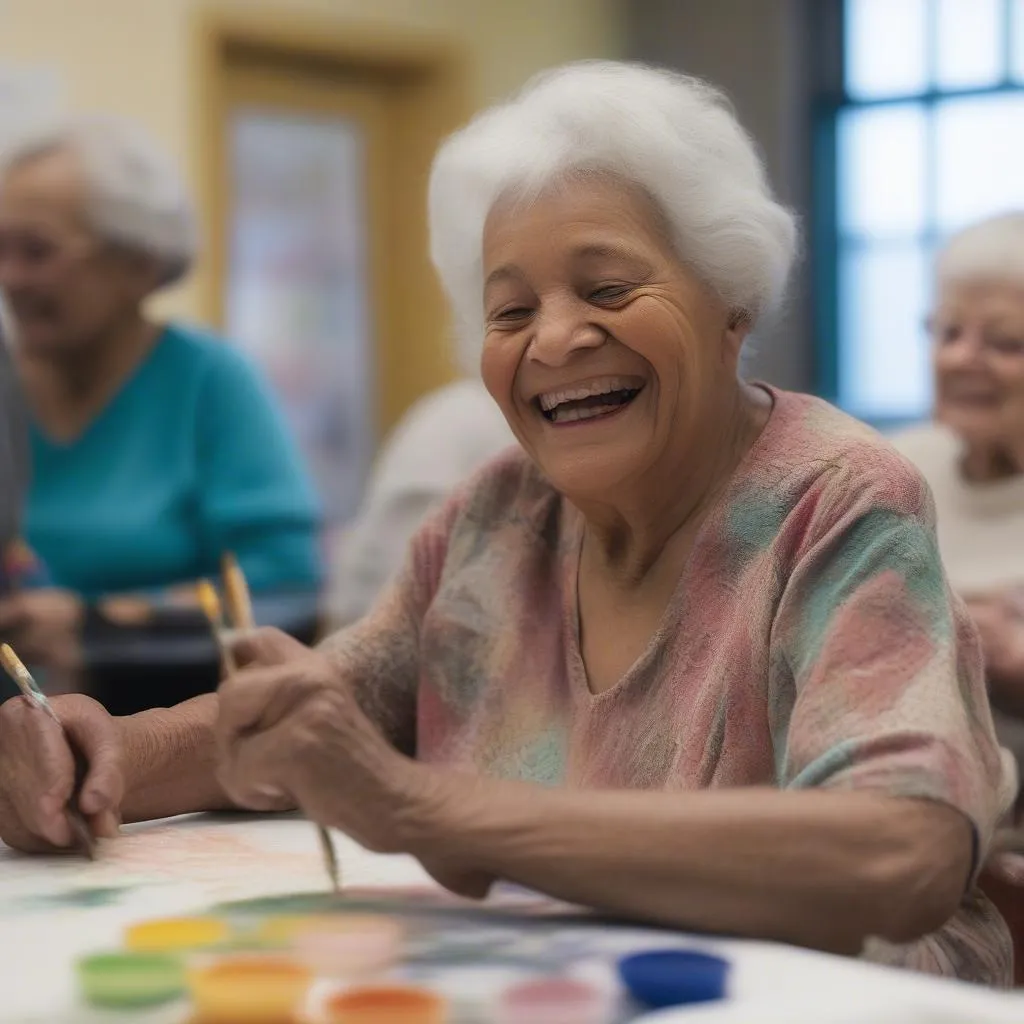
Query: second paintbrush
[[201, 555, 341, 894]]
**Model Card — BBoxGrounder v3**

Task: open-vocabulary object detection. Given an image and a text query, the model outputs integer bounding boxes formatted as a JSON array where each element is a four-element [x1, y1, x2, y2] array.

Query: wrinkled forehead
[[481, 173, 675, 273], [0, 146, 90, 235]]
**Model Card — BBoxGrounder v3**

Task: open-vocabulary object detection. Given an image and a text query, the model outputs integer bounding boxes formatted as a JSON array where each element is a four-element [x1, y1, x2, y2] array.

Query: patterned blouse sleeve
[[771, 457, 1009, 863]]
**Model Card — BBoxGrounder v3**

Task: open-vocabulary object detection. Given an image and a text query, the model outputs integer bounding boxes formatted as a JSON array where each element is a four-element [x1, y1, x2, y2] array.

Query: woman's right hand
[[0, 693, 124, 852]]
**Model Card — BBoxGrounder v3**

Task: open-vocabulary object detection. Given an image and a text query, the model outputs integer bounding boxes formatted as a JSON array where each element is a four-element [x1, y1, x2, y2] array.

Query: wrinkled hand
[[0, 588, 84, 675], [216, 628, 427, 854], [0, 693, 123, 852]]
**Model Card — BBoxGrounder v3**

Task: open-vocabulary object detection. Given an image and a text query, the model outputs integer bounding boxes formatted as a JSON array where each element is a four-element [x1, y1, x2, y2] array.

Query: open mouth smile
[[535, 376, 646, 425]]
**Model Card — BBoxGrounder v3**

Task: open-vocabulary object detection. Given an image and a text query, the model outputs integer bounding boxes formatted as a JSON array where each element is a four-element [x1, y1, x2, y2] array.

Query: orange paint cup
[[188, 955, 312, 1023], [324, 984, 446, 1024]]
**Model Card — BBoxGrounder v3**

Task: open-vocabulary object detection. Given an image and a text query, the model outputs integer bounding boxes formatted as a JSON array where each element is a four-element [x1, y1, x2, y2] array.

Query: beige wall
[[0, 0, 623, 320], [626, 0, 816, 393]]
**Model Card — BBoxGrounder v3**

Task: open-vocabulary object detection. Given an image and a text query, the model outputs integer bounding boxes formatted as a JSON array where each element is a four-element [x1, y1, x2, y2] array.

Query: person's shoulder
[[887, 421, 960, 475], [158, 321, 264, 387], [407, 447, 557, 590], [435, 446, 558, 541], [764, 389, 936, 519]]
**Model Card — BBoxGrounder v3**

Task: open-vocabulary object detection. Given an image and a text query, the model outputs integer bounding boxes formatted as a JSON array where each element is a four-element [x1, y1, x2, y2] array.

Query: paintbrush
[[196, 578, 237, 674], [218, 554, 341, 894], [0, 643, 96, 859]]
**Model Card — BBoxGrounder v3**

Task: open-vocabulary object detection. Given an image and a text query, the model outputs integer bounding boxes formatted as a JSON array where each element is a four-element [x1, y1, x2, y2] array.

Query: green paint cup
[[77, 951, 186, 1008]]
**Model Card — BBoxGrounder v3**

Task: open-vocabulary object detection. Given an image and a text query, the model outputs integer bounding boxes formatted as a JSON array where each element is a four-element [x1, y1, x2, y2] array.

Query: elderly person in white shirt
[[892, 213, 1024, 785]]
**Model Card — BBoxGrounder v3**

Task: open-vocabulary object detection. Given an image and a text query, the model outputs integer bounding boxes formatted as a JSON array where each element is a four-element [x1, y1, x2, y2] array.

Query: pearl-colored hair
[[936, 212, 1024, 291], [0, 113, 198, 287], [428, 61, 798, 373]]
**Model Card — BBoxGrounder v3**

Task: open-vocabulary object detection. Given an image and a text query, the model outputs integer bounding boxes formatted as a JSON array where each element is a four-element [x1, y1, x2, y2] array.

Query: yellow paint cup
[[125, 916, 230, 953]]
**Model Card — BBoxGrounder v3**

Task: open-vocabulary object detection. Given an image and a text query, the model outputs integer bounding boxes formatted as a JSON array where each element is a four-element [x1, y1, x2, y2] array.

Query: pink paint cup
[[495, 976, 613, 1024], [287, 916, 403, 979]]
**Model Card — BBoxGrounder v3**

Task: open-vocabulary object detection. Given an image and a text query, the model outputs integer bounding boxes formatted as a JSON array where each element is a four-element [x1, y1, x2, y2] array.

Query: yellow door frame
[[191, 8, 471, 437]]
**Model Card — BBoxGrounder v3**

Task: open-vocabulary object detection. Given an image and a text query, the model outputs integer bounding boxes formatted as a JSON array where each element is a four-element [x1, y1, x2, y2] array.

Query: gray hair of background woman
[[935, 211, 1024, 289], [428, 60, 799, 374], [0, 113, 198, 287]]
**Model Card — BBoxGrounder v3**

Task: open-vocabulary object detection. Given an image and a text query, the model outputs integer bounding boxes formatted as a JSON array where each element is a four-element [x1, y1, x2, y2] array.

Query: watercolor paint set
[[72, 888, 731, 1023]]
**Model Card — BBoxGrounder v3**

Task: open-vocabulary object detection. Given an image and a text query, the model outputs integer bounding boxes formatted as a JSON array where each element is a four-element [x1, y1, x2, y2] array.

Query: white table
[[0, 814, 1021, 1023]]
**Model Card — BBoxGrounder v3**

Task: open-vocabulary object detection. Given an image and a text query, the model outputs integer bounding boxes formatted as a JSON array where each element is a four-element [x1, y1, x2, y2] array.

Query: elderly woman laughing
[[0, 63, 1014, 984]]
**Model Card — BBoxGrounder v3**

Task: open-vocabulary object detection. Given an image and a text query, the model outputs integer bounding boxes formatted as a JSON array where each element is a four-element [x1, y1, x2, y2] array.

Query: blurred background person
[[0, 114, 322, 715], [326, 371, 512, 629], [891, 213, 1024, 782], [0, 305, 29, 601], [891, 214, 1024, 983]]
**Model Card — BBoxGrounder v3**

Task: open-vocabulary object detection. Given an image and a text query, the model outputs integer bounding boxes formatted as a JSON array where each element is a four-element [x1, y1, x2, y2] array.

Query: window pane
[[837, 105, 927, 238], [934, 93, 1024, 234], [1013, 0, 1024, 80], [845, 0, 929, 99], [935, 0, 1003, 90], [839, 243, 931, 420], [226, 110, 373, 524]]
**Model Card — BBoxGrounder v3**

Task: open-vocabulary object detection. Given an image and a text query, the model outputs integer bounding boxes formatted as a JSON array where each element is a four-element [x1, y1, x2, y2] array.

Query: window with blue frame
[[825, 0, 1024, 426]]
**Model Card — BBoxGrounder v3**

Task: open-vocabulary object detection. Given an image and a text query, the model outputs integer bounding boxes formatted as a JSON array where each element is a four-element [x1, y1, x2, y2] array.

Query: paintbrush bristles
[[196, 579, 224, 630], [221, 552, 254, 630]]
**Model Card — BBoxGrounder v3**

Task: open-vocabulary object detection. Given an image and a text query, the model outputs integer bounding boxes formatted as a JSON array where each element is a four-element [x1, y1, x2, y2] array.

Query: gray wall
[[624, 0, 825, 392]]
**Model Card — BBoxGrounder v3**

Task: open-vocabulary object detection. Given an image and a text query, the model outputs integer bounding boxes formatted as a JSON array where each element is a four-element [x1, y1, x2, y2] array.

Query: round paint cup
[[324, 984, 447, 1024], [287, 915, 403, 979], [77, 951, 185, 1009], [187, 954, 312, 1023], [495, 976, 613, 1024], [617, 948, 729, 1009], [125, 915, 231, 953]]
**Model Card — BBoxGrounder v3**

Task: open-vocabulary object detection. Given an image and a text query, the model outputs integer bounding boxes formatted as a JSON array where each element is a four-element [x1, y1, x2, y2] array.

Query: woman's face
[[931, 279, 1024, 449], [480, 178, 745, 502], [0, 149, 156, 358]]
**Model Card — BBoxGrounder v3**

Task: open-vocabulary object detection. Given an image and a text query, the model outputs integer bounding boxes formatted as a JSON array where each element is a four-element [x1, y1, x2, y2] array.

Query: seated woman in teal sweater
[[0, 114, 321, 713]]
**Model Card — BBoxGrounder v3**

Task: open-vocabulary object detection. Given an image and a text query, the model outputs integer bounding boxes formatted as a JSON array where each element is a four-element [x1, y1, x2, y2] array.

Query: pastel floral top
[[329, 386, 1012, 985]]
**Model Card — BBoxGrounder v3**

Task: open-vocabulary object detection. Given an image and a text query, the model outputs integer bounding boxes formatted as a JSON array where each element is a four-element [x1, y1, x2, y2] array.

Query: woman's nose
[[937, 330, 985, 369], [528, 302, 605, 366]]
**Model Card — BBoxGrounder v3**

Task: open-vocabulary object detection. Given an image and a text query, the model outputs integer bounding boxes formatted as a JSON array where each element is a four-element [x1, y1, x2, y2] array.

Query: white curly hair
[[0, 113, 198, 287], [428, 60, 798, 374]]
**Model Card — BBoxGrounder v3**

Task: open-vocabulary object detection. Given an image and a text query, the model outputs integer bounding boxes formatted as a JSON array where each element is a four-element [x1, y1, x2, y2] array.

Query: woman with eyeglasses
[[0, 114, 322, 714]]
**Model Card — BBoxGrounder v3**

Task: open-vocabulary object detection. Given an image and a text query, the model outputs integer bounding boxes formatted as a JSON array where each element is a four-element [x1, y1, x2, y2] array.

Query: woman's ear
[[722, 309, 752, 360]]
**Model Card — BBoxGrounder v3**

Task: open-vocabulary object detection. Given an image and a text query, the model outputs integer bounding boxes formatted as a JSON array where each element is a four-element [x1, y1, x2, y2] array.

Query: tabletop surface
[[0, 813, 1021, 1023]]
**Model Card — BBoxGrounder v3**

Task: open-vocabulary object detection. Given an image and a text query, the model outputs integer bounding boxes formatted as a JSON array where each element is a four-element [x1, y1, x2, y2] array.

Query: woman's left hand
[[0, 588, 84, 675], [216, 627, 429, 854]]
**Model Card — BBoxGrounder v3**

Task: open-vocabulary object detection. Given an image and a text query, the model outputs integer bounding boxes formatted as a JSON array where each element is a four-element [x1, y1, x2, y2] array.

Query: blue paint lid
[[618, 948, 730, 1009]]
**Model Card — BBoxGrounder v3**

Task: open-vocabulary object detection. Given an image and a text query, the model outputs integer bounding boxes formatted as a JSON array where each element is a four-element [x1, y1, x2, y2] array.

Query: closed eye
[[492, 305, 534, 323], [990, 336, 1024, 356], [588, 284, 633, 304]]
